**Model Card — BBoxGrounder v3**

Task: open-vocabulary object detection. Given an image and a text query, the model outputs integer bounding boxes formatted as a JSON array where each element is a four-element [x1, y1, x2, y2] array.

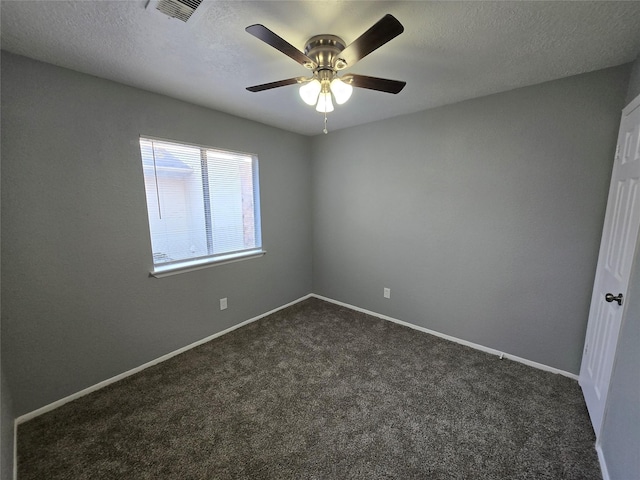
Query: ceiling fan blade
[[246, 24, 317, 69], [246, 77, 302, 92], [346, 74, 406, 94], [337, 14, 404, 69]]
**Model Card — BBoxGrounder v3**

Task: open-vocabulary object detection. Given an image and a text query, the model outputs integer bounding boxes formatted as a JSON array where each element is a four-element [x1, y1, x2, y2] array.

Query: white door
[[580, 93, 640, 436]]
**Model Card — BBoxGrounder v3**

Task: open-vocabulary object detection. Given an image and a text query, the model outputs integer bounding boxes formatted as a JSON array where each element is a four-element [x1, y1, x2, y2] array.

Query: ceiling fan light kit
[[246, 14, 406, 133], [329, 77, 353, 105], [316, 92, 334, 113], [299, 79, 321, 105], [299, 69, 352, 112]]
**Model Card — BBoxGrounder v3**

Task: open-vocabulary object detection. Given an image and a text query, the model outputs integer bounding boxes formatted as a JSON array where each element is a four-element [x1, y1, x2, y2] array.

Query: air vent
[[147, 0, 203, 22]]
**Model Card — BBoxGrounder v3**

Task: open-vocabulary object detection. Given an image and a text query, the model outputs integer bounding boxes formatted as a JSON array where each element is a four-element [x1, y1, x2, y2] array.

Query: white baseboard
[[14, 294, 313, 427], [15, 291, 577, 426], [596, 442, 610, 480], [311, 294, 579, 380], [12, 294, 313, 479], [13, 291, 580, 480]]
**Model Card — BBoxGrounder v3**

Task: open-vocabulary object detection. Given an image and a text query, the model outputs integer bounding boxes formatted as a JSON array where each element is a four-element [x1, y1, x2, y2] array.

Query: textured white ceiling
[[2, 1, 640, 136]]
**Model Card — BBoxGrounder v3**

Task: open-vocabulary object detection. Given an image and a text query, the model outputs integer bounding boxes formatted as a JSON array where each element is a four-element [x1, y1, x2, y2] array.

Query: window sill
[[150, 249, 266, 278]]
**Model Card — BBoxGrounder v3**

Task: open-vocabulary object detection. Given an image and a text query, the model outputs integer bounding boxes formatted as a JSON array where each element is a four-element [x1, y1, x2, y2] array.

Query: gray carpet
[[18, 297, 601, 479]]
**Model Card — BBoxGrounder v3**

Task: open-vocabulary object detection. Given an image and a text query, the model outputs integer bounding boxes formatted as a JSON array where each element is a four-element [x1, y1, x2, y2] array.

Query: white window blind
[[139, 137, 263, 275]]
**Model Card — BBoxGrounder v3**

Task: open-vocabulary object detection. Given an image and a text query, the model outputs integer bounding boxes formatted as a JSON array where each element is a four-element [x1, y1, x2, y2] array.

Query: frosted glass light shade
[[299, 79, 321, 106], [330, 78, 353, 105], [316, 92, 334, 113]]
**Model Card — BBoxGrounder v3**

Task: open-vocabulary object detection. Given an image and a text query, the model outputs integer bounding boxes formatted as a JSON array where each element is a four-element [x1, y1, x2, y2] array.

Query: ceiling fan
[[245, 14, 406, 133]]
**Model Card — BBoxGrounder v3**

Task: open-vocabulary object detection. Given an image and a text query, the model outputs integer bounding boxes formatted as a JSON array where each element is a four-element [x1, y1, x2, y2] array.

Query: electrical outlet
[[383, 287, 391, 299], [220, 298, 228, 310]]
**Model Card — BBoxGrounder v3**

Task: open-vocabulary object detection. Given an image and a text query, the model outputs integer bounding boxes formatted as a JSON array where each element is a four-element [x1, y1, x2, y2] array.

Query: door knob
[[605, 293, 624, 306]]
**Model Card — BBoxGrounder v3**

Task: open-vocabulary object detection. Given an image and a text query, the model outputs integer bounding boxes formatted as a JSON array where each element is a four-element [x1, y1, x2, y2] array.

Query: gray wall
[[311, 65, 630, 374], [625, 53, 640, 104], [1, 100, 10, 479], [599, 60, 640, 480], [1, 51, 312, 420], [1, 367, 13, 480]]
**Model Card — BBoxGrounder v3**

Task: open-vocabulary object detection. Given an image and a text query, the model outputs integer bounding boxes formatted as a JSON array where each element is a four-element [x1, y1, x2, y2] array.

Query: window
[[139, 137, 263, 277]]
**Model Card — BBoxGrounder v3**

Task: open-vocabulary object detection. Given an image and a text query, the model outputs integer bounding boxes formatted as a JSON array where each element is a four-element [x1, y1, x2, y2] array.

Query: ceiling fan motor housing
[[304, 35, 348, 71]]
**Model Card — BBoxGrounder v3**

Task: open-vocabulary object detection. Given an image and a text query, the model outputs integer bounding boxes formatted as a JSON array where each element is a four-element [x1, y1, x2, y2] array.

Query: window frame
[[139, 135, 265, 278]]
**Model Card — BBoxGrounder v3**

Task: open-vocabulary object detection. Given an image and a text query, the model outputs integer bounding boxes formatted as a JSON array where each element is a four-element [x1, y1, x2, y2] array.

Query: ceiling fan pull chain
[[323, 111, 328, 134]]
